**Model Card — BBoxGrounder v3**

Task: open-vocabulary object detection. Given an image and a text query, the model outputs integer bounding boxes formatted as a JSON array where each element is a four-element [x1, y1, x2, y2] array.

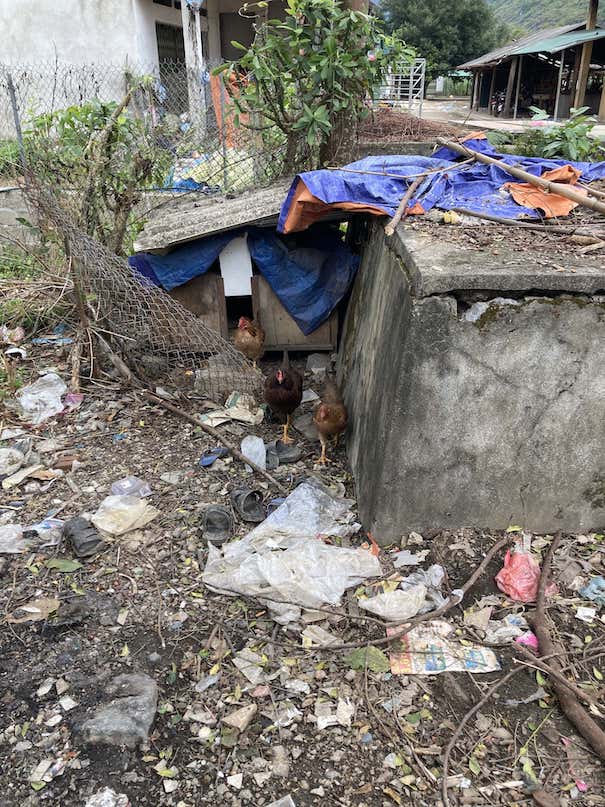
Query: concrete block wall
[[340, 221, 605, 542]]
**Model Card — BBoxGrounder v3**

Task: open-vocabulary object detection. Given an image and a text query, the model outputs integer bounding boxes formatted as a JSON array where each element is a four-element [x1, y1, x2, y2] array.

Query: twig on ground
[[385, 173, 427, 236], [530, 532, 605, 760], [441, 668, 522, 807], [143, 391, 288, 495], [513, 643, 601, 708]]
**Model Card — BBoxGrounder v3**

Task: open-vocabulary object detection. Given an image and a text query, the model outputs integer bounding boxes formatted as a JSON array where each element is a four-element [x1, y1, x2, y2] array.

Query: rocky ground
[[1, 335, 605, 807]]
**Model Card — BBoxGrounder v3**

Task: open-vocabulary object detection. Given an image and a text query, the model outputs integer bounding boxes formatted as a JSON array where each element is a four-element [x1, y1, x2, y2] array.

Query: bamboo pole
[[435, 137, 605, 217]]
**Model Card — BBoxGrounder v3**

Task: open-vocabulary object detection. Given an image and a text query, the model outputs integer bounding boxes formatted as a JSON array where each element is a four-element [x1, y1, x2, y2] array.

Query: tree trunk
[[341, 0, 369, 11]]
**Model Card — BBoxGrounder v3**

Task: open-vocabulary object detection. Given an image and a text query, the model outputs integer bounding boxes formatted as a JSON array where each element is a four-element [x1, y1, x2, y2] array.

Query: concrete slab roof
[[133, 180, 293, 253], [393, 228, 605, 297]]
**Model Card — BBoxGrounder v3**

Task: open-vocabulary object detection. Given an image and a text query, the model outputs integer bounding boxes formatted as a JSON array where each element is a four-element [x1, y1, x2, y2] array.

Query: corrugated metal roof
[[458, 22, 584, 69], [513, 28, 605, 55]]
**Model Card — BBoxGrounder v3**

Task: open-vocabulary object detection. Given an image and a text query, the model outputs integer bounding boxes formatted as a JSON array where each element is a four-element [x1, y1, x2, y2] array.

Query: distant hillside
[[486, 0, 603, 32]]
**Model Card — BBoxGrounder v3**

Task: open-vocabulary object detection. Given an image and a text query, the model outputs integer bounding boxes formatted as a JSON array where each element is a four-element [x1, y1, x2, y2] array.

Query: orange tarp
[[504, 164, 586, 218]]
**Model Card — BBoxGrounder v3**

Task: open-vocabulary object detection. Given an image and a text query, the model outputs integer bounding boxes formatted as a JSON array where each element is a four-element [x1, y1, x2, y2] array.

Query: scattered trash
[[267, 795, 296, 807], [222, 703, 257, 732], [292, 411, 320, 442], [462, 298, 520, 323], [0, 324, 25, 344], [504, 687, 548, 707], [301, 388, 319, 403], [110, 475, 152, 498], [306, 353, 330, 375], [230, 487, 265, 523], [199, 391, 264, 427], [62, 391, 84, 413], [7, 597, 60, 623], [580, 576, 605, 606], [12, 372, 67, 425], [0, 427, 25, 440], [0, 523, 27, 553], [301, 625, 339, 647], [515, 631, 539, 650], [0, 447, 25, 476], [267, 496, 286, 515], [358, 584, 427, 622], [63, 516, 107, 558], [203, 479, 378, 624], [84, 787, 131, 807], [26, 518, 64, 548], [201, 505, 233, 546], [576, 606, 597, 623], [400, 564, 448, 613], [241, 435, 266, 472], [392, 548, 430, 567], [388, 620, 500, 675], [91, 495, 159, 536], [199, 447, 229, 467], [495, 547, 556, 603], [483, 613, 529, 644], [78, 673, 158, 749]]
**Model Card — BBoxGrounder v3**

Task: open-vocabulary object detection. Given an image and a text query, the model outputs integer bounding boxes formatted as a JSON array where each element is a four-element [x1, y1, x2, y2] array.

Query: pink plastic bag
[[495, 549, 556, 603]]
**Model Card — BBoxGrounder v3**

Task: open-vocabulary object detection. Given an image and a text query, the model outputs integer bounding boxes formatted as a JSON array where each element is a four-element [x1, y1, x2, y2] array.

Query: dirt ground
[[0, 334, 604, 807]]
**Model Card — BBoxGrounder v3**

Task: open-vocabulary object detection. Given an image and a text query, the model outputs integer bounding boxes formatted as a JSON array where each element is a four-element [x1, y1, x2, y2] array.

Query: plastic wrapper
[[0, 524, 26, 554], [579, 576, 605, 606], [241, 435, 266, 472], [110, 476, 152, 498], [388, 619, 500, 675], [13, 372, 67, 425], [91, 495, 159, 536], [203, 478, 379, 622], [495, 549, 556, 603], [359, 584, 427, 622], [0, 447, 25, 476], [400, 564, 447, 613]]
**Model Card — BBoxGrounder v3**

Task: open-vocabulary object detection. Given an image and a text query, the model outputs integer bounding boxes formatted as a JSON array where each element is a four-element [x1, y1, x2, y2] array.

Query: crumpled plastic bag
[[13, 372, 67, 425], [91, 495, 159, 536], [0, 447, 25, 476], [203, 478, 380, 623], [359, 583, 427, 622], [400, 564, 448, 613], [0, 524, 27, 554], [579, 576, 605, 606], [495, 549, 556, 603], [110, 476, 152, 498]]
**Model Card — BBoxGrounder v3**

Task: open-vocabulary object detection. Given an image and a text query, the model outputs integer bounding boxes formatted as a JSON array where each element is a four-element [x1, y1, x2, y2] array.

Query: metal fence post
[[6, 71, 28, 176], [220, 83, 228, 191]]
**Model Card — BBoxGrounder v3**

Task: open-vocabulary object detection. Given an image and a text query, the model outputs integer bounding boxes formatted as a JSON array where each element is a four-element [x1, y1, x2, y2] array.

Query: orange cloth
[[504, 165, 586, 218], [209, 72, 248, 149]]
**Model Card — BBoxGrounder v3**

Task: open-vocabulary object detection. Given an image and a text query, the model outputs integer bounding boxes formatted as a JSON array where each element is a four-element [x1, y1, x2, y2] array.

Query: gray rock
[[78, 673, 158, 749]]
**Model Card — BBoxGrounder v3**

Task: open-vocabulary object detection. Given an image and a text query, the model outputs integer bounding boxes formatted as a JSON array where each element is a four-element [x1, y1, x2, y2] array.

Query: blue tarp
[[128, 226, 358, 335], [277, 138, 605, 231]]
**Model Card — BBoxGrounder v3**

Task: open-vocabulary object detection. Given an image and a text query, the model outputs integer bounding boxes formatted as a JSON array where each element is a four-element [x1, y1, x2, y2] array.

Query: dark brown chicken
[[264, 351, 303, 444], [233, 317, 265, 367], [313, 378, 348, 464]]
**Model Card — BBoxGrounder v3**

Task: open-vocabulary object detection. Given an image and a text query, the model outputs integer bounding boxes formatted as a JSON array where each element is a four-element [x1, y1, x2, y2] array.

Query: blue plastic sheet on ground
[[128, 226, 358, 335], [278, 138, 605, 231]]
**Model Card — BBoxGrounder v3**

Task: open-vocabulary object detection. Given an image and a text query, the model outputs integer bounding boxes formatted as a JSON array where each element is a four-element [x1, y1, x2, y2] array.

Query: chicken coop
[[131, 183, 357, 353]]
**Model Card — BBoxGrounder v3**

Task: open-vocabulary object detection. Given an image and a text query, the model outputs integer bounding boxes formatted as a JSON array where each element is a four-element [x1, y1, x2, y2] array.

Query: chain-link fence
[[0, 59, 288, 204]]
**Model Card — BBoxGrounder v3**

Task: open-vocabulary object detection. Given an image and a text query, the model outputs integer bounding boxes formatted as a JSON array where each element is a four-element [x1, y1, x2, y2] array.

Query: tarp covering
[[129, 226, 358, 335], [277, 138, 605, 233]]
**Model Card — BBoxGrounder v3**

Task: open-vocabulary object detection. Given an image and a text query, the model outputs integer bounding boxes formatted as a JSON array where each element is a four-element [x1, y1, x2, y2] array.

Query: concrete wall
[[0, 0, 181, 66], [340, 222, 605, 541]]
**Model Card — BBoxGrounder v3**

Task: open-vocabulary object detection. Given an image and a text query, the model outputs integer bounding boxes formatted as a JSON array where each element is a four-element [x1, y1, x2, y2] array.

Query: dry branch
[[385, 173, 425, 236], [437, 137, 605, 217], [531, 532, 605, 760], [142, 391, 288, 495]]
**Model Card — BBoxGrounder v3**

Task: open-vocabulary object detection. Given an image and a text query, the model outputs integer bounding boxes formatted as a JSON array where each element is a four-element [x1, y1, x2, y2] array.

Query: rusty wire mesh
[[25, 183, 263, 399]]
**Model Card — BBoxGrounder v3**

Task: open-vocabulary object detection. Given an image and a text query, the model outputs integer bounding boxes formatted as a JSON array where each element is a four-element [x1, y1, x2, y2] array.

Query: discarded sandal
[[199, 447, 229, 468], [63, 516, 106, 558], [275, 439, 303, 464], [230, 487, 265, 523], [201, 505, 233, 545]]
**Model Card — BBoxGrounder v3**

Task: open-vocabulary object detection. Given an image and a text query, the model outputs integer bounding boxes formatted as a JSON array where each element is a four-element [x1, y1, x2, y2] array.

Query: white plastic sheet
[[358, 584, 427, 622], [91, 495, 159, 536], [203, 478, 380, 623], [14, 372, 67, 425]]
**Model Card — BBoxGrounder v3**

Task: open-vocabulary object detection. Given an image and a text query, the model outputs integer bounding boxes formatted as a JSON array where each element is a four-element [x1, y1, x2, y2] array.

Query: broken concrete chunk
[[222, 703, 257, 732], [78, 673, 158, 749]]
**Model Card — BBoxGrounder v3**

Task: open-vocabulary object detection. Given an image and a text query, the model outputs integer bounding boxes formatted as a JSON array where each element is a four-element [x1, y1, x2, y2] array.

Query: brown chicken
[[313, 378, 348, 464], [234, 317, 265, 367], [264, 351, 303, 444]]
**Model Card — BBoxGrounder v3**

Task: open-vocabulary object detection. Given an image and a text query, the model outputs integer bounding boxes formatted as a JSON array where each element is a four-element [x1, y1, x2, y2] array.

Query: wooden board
[[168, 274, 228, 339], [251, 275, 337, 351]]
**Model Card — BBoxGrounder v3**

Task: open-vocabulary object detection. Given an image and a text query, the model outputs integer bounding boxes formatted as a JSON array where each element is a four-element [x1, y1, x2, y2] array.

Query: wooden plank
[[168, 273, 228, 338], [251, 275, 337, 351]]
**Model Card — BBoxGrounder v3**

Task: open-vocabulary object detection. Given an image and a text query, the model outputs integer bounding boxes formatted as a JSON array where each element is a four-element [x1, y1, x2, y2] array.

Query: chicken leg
[[317, 435, 331, 465], [281, 414, 294, 444]]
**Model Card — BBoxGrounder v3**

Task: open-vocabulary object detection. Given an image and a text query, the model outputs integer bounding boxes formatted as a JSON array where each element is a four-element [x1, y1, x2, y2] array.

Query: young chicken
[[313, 378, 348, 465], [233, 317, 265, 367], [264, 351, 303, 444]]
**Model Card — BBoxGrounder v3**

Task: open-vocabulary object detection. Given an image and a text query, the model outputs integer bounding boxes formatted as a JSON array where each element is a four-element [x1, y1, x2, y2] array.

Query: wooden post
[[598, 77, 605, 122], [477, 71, 484, 110], [503, 56, 519, 117], [488, 67, 497, 114], [554, 49, 566, 120], [573, 0, 599, 108], [513, 55, 523, 118]]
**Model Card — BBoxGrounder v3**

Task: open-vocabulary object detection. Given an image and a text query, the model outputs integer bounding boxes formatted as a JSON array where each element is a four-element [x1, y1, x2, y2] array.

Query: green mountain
[[486, 0, 602, 32]]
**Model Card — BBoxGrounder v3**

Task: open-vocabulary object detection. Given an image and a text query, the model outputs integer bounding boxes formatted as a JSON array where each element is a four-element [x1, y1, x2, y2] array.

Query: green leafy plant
[[514, 107, 604, 162], [216, 0, 413, 166]]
